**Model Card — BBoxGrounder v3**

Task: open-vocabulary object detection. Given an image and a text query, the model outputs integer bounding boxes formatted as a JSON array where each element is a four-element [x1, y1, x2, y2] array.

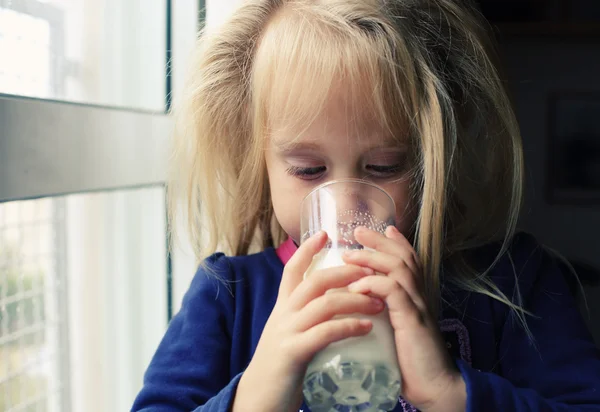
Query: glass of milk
[[300, 179, 401, 412]]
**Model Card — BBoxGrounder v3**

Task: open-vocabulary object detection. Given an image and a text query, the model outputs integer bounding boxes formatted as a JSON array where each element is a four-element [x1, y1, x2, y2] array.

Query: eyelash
[[366, 164, 404, 175], [286, 166, 326, 180], [286, 164, 404, 180]]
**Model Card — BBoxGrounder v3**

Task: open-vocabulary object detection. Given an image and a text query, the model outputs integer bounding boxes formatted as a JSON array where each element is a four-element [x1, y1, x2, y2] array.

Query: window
[[0, 0, 167, 111], [0, 188, 168, 412], [0, 198, 63, 412], [0, 1, 201, 411]]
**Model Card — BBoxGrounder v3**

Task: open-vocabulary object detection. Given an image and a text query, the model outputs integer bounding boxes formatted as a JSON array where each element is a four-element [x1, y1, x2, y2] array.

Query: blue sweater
[[132, 233, 600, 411]]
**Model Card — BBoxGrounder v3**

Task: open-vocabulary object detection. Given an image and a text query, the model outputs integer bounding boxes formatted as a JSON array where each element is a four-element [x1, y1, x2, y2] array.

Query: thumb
[[279, 231, 327, 297]]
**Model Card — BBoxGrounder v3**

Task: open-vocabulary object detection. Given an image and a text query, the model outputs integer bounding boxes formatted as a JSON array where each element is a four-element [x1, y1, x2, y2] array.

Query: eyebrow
[[273, 139, 408, 155], [273, 141, 323, 154]]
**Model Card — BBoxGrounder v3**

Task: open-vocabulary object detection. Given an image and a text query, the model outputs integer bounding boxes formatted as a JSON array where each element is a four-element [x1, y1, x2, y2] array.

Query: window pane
[[0, 186, 168, 412], [0, 197, 61, 412], [0, 0, 167, 111]]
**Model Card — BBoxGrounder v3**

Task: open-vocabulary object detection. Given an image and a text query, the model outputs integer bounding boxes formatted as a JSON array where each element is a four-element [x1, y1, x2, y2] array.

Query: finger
[[293, 318, 373, 363], [288, 264, 374, 310], [348, 275, 427, 323], [342, 249, 425, 309], [385, 226, 422, 271], [354, 226, 420, 274], [279, 231, 327, 297], [293, 292, 385, 331]]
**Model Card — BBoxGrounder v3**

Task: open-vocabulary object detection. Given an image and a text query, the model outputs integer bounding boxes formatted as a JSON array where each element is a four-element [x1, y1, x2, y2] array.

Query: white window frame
[[0, 0, 202, 410]]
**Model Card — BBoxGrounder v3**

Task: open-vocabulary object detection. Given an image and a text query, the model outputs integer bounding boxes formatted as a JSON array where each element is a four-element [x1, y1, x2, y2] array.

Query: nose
[[331, 186, 375, 241], [302, 179, 395, 249], [335, 189, 366, 218]]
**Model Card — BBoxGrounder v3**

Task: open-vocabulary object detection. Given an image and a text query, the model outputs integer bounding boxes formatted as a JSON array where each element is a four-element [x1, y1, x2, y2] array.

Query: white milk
[[302, 249, 401, 412]]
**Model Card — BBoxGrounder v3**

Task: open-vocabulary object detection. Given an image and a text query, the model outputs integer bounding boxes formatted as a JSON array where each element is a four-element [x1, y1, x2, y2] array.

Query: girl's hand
[[342, 226, 467, 412], [232, 231, 385, 412]]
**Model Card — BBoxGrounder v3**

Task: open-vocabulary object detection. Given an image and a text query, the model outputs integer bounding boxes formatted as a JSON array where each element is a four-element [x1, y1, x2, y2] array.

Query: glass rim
[[300, 178, 396, 211]]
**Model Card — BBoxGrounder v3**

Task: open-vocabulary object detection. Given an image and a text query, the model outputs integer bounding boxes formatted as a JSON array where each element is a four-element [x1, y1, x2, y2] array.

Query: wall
[[500, 36, 600, 345]]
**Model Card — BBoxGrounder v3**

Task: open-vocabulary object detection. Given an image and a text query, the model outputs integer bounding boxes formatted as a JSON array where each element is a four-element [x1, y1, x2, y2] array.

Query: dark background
[[476, 0, 600, 345]]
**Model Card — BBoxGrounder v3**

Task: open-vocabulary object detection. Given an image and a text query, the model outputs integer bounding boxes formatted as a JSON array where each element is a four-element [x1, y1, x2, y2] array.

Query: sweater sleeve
[[458, 236, 600, 411], [131, 254, 240, 412]]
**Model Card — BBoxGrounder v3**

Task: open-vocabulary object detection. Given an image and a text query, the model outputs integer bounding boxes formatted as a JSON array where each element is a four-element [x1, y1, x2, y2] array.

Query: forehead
[[268, 96, 405, 153], [265, 73, 412, 157]]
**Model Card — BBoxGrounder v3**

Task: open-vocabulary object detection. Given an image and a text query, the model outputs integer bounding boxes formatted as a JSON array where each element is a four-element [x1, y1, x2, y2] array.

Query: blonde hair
[[168, 0, 526, 320]]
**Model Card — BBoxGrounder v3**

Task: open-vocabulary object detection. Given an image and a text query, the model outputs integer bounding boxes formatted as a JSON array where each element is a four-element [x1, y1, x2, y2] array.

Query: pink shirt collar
[[276, 237, 298, 265]]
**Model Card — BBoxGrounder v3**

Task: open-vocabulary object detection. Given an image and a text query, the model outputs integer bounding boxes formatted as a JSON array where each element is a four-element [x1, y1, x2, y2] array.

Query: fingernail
[[348, 281, 361, 292], [355, 226, 367, 233], [343, 250, 357, 258], [361, 267, 374, 276], [371, 297, 384, 307], [311, 231, 326, 242], [387, 225, 399, 234], [359, 319, 372, 328]]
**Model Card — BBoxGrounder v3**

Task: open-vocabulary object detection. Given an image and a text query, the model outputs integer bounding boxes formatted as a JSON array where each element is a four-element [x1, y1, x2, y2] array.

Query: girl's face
[[264, 89, 416, 244]]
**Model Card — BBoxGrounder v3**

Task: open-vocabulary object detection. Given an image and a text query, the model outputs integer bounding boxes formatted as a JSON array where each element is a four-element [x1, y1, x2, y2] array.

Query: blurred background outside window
[[0, 0, 200, 411]]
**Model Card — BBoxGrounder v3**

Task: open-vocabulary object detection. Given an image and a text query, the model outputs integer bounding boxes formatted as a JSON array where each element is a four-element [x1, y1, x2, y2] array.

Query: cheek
[[382, 180, 415, 234], [271, 191, 300, 240], [266, 164, 306, 242]]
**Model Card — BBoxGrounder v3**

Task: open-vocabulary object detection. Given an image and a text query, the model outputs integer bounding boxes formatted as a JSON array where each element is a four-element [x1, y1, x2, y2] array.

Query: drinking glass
[[301, 179, 401, 412]]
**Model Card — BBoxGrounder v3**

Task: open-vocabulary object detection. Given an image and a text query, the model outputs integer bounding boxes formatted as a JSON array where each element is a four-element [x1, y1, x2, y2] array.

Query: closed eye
[[365, 164, 403, 176], [286, 165, 326, 180]]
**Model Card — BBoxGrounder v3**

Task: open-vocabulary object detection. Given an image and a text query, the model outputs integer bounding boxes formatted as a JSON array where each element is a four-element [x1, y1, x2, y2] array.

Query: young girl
[[132, 0, 600, 411]]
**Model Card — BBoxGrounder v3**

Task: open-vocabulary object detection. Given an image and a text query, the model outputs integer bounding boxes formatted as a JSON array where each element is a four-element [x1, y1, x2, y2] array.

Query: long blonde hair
[[168, 0, 525, 319]]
